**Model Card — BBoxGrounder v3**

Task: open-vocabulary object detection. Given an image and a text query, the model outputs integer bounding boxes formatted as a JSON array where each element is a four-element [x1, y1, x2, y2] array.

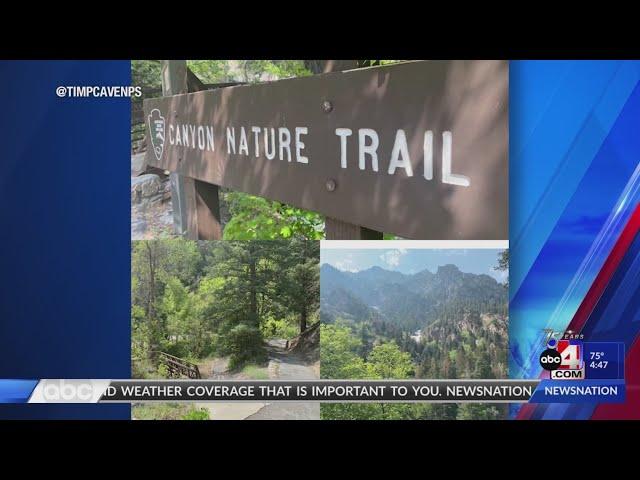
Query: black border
[[4, 12, 640, 59], [2, 419, 638, 449]]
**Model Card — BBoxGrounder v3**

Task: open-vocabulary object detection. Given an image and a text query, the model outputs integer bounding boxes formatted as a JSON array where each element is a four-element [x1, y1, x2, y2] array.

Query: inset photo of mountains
[[320, 242, 509, 420]]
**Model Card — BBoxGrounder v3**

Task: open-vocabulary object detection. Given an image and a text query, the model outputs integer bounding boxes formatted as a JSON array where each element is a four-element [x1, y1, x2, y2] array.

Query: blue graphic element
[[509, 61, 640, 389], [0, 380, 38, 403], [510, 61, 640, 298], [584, 342, 625, 379], [0, 61, 131, 419], [530, 379, 625, 404]]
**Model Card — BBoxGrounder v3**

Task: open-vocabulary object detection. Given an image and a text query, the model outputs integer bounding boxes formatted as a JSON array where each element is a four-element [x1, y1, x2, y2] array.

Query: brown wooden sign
[[143, 60, 508, 239]]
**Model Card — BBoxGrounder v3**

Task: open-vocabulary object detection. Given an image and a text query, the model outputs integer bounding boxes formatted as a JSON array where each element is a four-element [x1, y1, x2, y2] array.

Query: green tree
[[368, 342, 414, 379], [223, 192, 323, 240], [275, 240, 320, 333], [495, 250, 509, 290], [132, 239, 319, 373], [320, 324, 369, 379], [456, 403, 502, 420]]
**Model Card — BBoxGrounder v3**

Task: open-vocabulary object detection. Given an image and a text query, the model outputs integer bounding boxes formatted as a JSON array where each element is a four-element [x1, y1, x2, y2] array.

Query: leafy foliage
[[223, 324, 267, 371], [320, 322, 505, 420], [132, 402, 209, 420], [132, 60, 162, 91], [260, 316, 299, 340], [495, 249, 509, 289], [131, 239, 319, 373], [182, 407, 210, 420], [320, 253, 510, 420], [223, 192, 323, 240]]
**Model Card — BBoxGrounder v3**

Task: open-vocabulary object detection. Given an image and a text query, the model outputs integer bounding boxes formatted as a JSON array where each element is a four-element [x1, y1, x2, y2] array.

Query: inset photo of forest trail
[[320, 243, 509, 420], [131, 239, 320, 420]]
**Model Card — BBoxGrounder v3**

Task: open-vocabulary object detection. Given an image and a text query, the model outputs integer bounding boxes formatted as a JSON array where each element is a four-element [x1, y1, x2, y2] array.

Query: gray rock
[[131, 174, 161, 204], [131, 153, 147, 176], [131, 218, 147, 239]]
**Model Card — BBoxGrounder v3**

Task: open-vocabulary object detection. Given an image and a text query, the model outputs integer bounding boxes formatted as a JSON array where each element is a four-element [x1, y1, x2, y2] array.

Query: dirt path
[[246, 339, 319, 420]]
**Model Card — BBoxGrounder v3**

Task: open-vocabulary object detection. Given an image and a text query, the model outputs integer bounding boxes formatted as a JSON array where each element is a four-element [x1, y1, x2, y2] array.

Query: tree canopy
[[132, 239, 319, 375]]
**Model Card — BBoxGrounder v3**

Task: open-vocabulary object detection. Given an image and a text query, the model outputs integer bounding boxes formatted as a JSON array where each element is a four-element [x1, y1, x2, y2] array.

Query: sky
[[321, 248, 508, 283]]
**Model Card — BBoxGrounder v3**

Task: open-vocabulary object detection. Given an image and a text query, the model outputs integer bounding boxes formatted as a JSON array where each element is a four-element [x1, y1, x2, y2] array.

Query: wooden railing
[[155, 351, 201, 379]]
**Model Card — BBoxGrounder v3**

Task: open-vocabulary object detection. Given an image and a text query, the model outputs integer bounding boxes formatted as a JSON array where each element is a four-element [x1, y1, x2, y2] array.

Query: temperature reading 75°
[[590, 351, 605, 360]]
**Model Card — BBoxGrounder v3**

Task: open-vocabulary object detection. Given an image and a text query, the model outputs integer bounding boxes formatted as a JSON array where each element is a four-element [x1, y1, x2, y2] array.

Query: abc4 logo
[[539, 339, 585, 380]]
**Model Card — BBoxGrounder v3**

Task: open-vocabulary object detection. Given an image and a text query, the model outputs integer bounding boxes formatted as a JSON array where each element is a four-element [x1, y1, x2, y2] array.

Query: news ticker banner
[[0, 378, 625, 404]]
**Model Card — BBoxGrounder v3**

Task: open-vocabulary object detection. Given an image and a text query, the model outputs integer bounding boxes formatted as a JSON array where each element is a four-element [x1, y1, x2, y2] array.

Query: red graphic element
[[566, 203, 640, 334], [557, 340, 582, 370], [517, 203, 640, 420]]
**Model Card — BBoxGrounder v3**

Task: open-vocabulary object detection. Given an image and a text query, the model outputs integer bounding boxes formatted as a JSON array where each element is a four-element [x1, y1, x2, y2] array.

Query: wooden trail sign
[[144, 60, 508, 240]]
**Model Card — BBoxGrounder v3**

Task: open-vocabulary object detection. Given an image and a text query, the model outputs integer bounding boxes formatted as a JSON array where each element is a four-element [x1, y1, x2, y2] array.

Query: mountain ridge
[[320, 263, 507, 331]]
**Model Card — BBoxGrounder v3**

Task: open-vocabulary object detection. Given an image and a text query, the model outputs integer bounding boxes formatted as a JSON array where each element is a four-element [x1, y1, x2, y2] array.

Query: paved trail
[[194, 357, 266, 420], [246, 339, 319, 420], [197, 339, 319, 420]]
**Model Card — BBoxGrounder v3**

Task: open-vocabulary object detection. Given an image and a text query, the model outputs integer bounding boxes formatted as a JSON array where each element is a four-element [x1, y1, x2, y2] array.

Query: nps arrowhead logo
[[148, 108, 165, 161]]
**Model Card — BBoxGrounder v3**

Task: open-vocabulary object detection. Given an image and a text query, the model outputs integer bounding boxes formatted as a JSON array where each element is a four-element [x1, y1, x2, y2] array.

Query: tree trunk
[[249, 257, 258, 326], [300, 305, 307, 333], [145, 242, 158, 361]]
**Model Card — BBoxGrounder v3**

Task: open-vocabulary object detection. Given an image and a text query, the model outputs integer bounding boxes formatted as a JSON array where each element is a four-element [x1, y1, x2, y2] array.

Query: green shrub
[[131, 358, 155, 379], [222, 192, 323, 240], [224, 324, 267, 370], [241, 364, 270, 380], [260, 316, 298, 340], [132, 403, 186, 420], [156, 363, 170, 378], [162, 340, 190, 359], [182, 408, 210, 420]]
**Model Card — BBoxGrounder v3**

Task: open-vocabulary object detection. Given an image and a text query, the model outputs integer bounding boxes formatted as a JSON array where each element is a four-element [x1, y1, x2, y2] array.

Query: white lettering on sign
[[189, 125, 196, 148], [239, 127, 248, 156], [295, 127, 308, 164], [359, 128, 379, 172], [334, 127, 469, 186], [278, 127, 291, 162], [264, 128, 276, 160], [251, 126, 261, 157], [226, 127, 235, 154], [423, 130, 433, 181], [169, 124, 214, 152], [441, 131, 469, 187], [197, 126, 205, 150], [154, 113, 471, 187], [335, 128, 352, 169], [388, 130, 413, 176], [181, 125, 189, 148], [206, 127, 215, 151]]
